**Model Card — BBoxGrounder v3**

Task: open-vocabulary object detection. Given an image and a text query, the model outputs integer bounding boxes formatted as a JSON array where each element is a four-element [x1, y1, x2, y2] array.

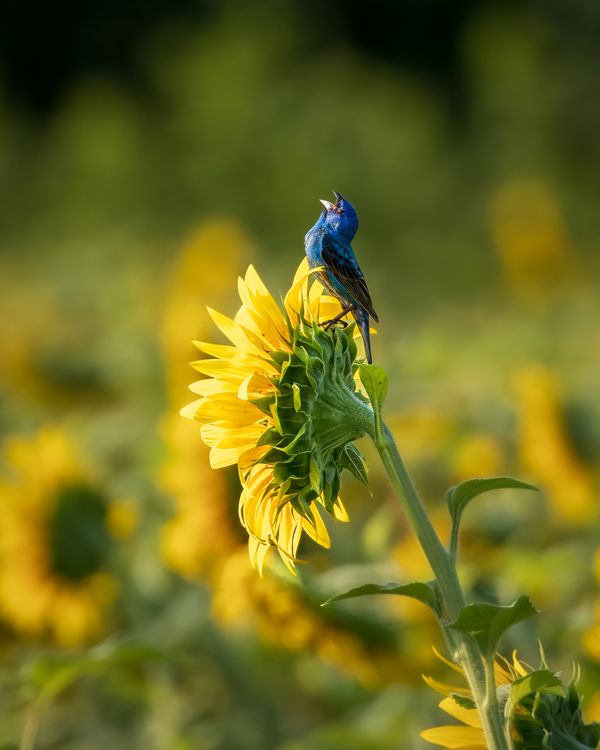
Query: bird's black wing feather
[[321, 238, 379, 321]]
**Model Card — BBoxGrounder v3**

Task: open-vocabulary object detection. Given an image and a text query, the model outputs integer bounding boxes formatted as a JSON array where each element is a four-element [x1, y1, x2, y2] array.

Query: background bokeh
[[1, 1, 599, 747]]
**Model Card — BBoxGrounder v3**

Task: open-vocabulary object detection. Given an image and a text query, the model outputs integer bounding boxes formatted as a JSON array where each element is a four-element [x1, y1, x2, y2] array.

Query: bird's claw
[[321, 318, 349, 330]]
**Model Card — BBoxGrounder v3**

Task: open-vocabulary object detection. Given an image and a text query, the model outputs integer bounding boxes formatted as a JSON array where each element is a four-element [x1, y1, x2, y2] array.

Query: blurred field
[[1, 2, 600, 748]]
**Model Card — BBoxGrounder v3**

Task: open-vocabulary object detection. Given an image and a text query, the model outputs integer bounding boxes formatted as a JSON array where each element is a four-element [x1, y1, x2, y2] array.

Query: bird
[[304, 191, 379, 363]]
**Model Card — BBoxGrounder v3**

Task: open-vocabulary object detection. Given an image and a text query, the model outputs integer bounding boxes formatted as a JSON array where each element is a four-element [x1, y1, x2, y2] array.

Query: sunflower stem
[[20, 703, 43, 750], [483, 652, 511, 749], [372, 420, 509, 750]]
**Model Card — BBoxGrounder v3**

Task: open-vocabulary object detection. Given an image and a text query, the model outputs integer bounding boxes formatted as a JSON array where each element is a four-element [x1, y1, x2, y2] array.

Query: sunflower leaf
[[510, 669, 563, 706], [446, 476, 538, 557], [447, 476, 538, 529], [321, 581, 442, 616], [359, 364, 388, 413], [449, 596, 539, 656], [342, 443, 369, 485], [450, 692, 477, 710]]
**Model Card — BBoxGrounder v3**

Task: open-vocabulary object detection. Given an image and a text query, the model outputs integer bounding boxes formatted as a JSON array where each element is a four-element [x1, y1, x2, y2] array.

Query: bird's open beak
[[320, 199, 335, 210], [332, 190, 343, 203]]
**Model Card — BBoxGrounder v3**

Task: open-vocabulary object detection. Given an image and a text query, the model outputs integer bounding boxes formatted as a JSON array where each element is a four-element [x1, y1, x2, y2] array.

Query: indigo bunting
[[304, 191, 379, 363]]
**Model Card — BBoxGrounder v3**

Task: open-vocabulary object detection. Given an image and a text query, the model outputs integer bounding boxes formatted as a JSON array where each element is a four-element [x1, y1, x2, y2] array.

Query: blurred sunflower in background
[[159, 221, 250, 578], [488, 179, 578, 299], [514, 365, 598, 526], [0, 428, 121, 647]]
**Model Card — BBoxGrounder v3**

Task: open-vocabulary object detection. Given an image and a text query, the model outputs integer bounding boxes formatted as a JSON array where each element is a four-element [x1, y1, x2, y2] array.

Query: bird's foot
[[320, 305, 354, 330], [321, 318, 349, 330]]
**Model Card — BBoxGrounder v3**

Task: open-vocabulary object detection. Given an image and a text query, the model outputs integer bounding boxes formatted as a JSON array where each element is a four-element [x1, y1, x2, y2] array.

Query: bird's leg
[[321, 305, 354, 330]]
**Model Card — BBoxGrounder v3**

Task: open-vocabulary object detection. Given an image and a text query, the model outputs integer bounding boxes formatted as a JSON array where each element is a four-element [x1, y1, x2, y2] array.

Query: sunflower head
[[509, 665, 600, 750], [422, 648, 600, 750], [182, 260, 375, 572]]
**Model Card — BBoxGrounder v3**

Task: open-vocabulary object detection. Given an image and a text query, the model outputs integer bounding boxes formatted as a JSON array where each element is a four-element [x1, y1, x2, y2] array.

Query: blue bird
[[304, 191, 379, 363]]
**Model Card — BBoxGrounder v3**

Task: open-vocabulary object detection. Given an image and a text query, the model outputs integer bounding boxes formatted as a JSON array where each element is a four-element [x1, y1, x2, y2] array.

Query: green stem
[[371, 420, 508, 750], [20, 703, 43, 750], [483, 653, 510, 749], [375, 424, 463, 617]]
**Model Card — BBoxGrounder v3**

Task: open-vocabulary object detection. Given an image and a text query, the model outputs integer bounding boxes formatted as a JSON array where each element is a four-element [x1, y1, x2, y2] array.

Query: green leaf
[[583, 722, 600, 747], [510, 670, 563, 706], [309, 455, 321, 493], [321, 581, 441, 616], [359, 363, 388, 413], [292, 383, 301, 412], [447, 476, 538, 530], [450, 693, 477, 710], [449, 595, 539, 655], [342, 443, 368, 485]]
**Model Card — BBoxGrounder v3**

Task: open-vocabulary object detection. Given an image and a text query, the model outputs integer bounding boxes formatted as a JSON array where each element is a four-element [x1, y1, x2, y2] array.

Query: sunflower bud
[[422, 650, 600, 750], [509, 668, 600, 750]]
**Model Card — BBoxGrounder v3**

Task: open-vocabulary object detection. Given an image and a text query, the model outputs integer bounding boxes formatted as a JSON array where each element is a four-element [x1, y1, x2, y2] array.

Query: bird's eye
[[336, 208, 344, 215]]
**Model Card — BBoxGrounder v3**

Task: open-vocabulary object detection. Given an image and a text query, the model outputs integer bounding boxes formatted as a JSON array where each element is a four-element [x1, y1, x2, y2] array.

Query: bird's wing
[[321, 236, 379, 321]]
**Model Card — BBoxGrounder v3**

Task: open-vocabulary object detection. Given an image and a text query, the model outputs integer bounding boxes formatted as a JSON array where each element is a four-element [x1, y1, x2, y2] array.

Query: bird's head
[[319, 191, 358, 241]]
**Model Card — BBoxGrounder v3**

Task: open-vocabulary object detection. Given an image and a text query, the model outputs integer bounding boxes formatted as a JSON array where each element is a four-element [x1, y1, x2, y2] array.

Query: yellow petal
[[248, 536, 270, 576], [193, 340, 244, 359], [277, 504, 302, 562], [420, 725, 486, 748], [239, 267, 289, 345], [238, 371, 275, 400], [209, 445, 250, 469], [206, 307, 248, 348], [180, 399, 204, 420], [332, 498, 349, 522], [243, 264, 270, 297], [312, 297, 345, 324], [190, 358, 252, 380], [302, 503, 331, 548], [284, 260, 322, 320], [438, 697, 482, 729], [195, 394, 263, 424], [188, 378, 237, 396], [494, 657, 513, 685], [512, 650, 529, 678], [422, 674, 472, 698], [432, 646, 465, 676], [238, 446, 271, 474], [232, 306, 277, 354], [291, 257, 311, 286], [240, 489, 266, 538], [201, 422, 262, 446], [237, 301, 288, 352]]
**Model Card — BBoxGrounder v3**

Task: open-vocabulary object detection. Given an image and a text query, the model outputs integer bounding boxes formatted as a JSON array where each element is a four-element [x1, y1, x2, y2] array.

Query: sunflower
[[421, 648, 528, 749], [0, 428, 118, 647], [421, 649, 599, 749], [514, 365, 597, 525], [181, 259, 373, 572]]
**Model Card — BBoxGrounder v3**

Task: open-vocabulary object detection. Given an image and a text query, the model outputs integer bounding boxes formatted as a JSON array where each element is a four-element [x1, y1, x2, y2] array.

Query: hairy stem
[[371, 420, 508, 750]]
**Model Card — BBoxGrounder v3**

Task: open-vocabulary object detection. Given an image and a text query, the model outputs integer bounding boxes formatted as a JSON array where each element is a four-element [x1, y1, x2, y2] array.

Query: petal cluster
[[182, 259, 370, 572]]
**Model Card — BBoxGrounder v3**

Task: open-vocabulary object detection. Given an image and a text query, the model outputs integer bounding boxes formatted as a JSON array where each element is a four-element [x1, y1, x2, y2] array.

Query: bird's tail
[[355, 308, 373, 364]]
